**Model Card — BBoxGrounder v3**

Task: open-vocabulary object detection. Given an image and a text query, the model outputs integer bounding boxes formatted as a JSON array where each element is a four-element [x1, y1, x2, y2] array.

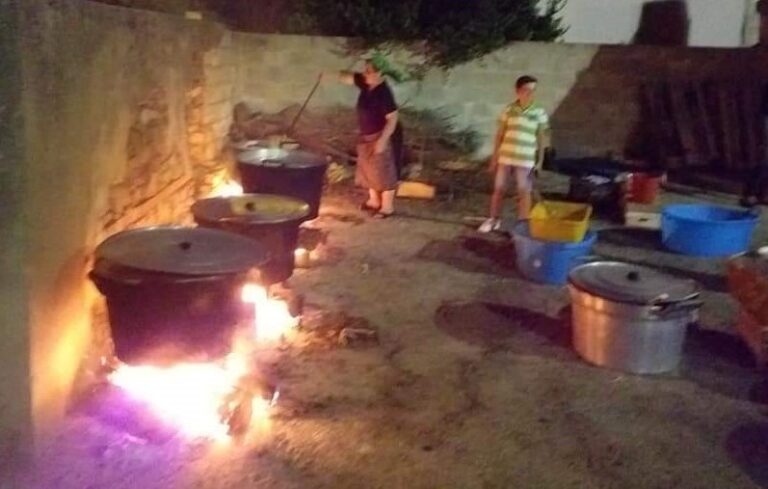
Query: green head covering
[[367, 52, 408, 84]]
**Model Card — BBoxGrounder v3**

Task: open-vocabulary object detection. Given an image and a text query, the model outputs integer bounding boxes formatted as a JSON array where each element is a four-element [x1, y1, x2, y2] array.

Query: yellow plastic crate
[[529, 201, 592, 242]]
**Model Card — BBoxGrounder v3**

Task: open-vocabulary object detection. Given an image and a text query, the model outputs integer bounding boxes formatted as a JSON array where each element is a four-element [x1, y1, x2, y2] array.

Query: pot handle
[[261, 159, 285, 168], [88, 270, 143, 292], [573, 255, 603, 264], [651, 297, 703, 317]]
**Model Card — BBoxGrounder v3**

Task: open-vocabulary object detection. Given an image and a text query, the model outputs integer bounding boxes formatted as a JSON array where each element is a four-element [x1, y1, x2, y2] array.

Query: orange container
[[628, 172, 663, 204]]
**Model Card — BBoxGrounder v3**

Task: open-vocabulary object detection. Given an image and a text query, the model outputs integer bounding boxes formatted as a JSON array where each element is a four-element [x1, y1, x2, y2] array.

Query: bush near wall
[[90, 0, 567, 70]]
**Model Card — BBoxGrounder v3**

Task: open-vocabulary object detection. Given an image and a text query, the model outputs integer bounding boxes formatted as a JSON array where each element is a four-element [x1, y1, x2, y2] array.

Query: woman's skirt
[[356, 132, 398, 192]]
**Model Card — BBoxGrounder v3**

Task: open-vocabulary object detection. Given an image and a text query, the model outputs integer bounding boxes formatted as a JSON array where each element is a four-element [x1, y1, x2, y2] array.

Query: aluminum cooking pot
[[567, 261, 702, 374]]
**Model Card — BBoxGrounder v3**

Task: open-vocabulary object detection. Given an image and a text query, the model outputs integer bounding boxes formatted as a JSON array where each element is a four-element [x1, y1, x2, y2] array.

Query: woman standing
[[330, 58, 402, 218]]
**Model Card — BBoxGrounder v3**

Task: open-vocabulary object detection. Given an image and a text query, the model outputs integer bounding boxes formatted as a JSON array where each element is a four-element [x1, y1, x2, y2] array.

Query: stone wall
[[0, 0, 32, 468], [0, 0, 233, 459], [197, 30, 240, 191], [226, 34, 767, 161]]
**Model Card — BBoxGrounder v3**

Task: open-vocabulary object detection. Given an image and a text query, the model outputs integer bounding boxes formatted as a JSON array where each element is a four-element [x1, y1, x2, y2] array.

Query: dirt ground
[[16, 173, 768, 489]]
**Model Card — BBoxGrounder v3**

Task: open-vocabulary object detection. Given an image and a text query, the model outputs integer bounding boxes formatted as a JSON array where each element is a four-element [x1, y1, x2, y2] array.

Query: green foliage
[[400, 107, 482, 155], [286, 0, 568, 69], [91, 0, 567, 71]]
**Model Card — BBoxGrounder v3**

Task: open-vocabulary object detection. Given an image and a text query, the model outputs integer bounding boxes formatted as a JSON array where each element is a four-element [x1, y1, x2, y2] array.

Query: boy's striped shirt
[[497, 102, 549, 168]]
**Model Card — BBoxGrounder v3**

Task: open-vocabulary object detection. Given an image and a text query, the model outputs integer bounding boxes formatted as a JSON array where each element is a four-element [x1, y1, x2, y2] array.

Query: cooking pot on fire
[[567, 261, 702, 374], [236, 148, 328, 220], [89, 226, 269, 365], [192, 193, 310, 285]]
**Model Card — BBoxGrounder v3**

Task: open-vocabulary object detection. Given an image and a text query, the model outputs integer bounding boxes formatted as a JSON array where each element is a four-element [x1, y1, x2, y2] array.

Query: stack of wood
[[642, 81, 766, 172]]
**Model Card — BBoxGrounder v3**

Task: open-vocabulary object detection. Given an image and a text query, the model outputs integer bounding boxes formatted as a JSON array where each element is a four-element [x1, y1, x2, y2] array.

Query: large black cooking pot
[[89, 226, 269, 365], [236, 148, 328, 220], [192, 194, 310, 285]]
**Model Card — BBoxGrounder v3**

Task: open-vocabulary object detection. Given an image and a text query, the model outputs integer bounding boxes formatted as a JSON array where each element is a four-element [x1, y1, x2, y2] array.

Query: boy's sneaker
[[477, 218, 501, 233]]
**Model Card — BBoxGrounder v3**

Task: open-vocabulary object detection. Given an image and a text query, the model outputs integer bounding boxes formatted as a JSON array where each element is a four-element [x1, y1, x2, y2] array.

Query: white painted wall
[[559, 0, 751, 47]]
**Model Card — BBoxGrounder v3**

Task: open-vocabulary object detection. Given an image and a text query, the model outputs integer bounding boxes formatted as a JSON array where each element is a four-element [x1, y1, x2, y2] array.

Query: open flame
[[208, 174, 243, 198], [241, 283, 300, 342], [109, 283, 297, 441]]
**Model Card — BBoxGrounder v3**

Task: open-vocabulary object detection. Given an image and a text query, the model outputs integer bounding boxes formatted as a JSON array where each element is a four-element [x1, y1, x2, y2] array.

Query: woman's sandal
[[359, 202, 380, 213], [372, 211, 394, 219]]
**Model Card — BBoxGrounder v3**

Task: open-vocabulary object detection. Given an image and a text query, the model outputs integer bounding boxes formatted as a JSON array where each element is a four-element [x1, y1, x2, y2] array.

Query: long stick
[[287, 74, 323, 136]]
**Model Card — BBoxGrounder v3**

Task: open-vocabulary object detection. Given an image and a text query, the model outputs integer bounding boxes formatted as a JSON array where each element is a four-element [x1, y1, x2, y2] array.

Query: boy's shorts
[[494, 165, 534, 193]]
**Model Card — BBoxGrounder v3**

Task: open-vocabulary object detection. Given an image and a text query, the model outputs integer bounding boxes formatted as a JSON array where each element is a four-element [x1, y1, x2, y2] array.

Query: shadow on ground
[[681, 326, 763, 400], [726, 423, 768, 488], [435, 301, 576, 362], [416, 234, 518, 277], [435, 300, 764, 403]]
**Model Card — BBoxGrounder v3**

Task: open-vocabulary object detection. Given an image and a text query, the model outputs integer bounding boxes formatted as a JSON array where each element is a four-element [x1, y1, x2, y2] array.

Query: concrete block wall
[[0, 0, 231, 460], [215, 34, 766, 161]]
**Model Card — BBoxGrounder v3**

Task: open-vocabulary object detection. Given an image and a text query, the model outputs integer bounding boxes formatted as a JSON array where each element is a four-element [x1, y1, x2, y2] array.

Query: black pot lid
[[192, 194, 310, 225], [94, 226, 269, 276], [237, 148, 328, 168], [568, 261, 699, 304]]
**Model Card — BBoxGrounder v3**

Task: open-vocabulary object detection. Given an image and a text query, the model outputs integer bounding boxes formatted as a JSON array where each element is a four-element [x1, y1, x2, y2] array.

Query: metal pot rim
[[192, 193, 311, 225], [94, 226, 269, 276], [567, 261, 700, 305], [237, 148, 328, 168]]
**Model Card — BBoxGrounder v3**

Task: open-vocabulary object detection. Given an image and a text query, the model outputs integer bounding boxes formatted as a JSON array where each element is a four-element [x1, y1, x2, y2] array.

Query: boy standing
[[479, 75, 550, 232]]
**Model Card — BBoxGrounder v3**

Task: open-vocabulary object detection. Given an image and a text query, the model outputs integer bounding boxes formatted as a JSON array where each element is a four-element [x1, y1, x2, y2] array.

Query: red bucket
[[628, 172, 663, 204]]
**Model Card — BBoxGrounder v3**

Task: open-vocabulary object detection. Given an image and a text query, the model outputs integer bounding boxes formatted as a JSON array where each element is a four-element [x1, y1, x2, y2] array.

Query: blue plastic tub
[[512, 222, 597, 285], [661, 204, 759, 257]]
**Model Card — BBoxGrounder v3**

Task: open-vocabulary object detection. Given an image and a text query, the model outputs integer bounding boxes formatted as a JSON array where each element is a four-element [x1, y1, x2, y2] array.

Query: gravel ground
[[15, 174, 768, 489]]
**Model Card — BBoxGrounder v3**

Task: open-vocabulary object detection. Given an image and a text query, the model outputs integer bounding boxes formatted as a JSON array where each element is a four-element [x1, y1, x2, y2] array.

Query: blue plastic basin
[[661, 204, 759, 257], [512, 222, 597, 285]]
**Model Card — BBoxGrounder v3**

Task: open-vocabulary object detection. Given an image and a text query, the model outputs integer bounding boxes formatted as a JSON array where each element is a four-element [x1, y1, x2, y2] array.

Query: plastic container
[[661, 204, 759, 257], [529, 201, 592, 242], [628, 172, 663, 204], [512, 222, 597, 285]]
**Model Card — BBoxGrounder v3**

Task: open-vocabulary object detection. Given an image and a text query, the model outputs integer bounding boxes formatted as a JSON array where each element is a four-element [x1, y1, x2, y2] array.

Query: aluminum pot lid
[[568, 261, 699, 304], [192, 194, 310, 225], [237, 148, 328, 169], [94, 226, 269, 276]]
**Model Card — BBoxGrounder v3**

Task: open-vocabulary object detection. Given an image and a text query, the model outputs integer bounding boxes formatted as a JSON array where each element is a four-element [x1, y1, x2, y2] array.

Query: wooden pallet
[[641, 80, 764, 173]]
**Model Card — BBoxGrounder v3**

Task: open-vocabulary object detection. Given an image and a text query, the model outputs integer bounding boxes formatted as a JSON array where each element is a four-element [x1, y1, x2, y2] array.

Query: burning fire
[[109, 359, 273, 441], [241, 283, 300, 342], [109, 283, 298, 441], [208, 174, 243, 198]]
